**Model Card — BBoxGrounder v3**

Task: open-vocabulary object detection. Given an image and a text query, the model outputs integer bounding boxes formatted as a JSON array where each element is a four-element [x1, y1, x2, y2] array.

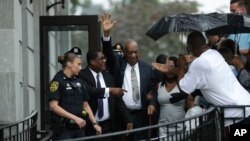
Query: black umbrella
[[146, 13, 250, 41], [206, 14, 250, 35]]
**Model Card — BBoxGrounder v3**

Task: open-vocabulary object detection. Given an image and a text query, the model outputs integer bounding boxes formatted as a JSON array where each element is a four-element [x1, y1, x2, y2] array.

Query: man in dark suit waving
[[78, 50, 132, 141], [100, 13, 157, 141]]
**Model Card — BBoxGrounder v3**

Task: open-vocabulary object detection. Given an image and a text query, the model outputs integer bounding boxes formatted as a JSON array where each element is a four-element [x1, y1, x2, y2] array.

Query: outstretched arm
[[100, 13, 120, 76]]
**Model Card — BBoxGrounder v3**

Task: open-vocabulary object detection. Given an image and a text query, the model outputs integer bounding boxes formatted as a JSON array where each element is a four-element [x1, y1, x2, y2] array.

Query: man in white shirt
[[183, 31, 250, 126], [154, 31, 250, 127], [100, 13, 157, 141]]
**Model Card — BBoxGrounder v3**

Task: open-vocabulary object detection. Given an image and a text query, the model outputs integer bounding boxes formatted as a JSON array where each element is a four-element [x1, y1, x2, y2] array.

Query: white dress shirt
[[103, 35, 111, 41], [122, 63, 142, 110], [179, 49, 250, 126], [89, 68, 110, 122], [102, 36, 142, 109]]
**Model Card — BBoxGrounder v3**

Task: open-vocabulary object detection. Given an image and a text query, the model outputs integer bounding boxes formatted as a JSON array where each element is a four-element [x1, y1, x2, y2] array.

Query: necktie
[[96, 74, 104, 118], [131, 66, 139, 102]]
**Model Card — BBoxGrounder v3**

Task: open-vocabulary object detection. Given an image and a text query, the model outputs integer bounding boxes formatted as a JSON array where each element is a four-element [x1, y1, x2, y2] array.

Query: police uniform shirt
[[48, 71, 89, 117]]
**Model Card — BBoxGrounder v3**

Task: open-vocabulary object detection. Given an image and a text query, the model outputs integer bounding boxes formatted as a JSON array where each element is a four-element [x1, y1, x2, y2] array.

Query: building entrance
[[40, 15, 100, 129]]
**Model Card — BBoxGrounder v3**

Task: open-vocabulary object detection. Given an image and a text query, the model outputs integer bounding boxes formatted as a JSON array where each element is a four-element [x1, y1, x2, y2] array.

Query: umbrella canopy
[[146, 13, 250, 41], [206, 14, 250, 35]]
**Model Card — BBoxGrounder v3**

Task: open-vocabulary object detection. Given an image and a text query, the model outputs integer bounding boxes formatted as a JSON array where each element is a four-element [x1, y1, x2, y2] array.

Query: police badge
[[49, 81, 59, 93]]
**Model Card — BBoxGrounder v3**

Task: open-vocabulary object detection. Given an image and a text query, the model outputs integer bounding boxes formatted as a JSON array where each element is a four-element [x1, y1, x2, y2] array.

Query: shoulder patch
[[49, 81, 59, 93]]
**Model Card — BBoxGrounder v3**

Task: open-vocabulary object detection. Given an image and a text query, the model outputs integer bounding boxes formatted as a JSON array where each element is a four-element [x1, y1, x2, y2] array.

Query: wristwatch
[[93, 122, 99, 126]]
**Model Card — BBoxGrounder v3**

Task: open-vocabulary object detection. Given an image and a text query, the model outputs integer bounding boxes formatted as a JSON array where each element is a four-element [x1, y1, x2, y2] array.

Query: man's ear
[[90, 60, 95, 66]]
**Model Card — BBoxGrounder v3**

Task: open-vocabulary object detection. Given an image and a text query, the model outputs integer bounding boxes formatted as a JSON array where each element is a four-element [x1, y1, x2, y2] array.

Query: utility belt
[[51, 111, 88, 130], [64, 120, 81, 130], [53, 118, 82, 130], [52, 118, 83, 137], [51, 114, 83, 130]]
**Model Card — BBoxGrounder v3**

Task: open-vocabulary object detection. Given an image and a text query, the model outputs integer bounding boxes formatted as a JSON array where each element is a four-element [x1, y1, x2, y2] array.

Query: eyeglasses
[[95, 56, 107, 62]]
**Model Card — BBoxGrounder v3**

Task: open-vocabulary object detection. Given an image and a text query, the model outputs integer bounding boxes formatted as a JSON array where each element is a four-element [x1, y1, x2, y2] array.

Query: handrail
[[2, 105, 248, 141], [66, 107, 219, 141], [0, 110, 38, 141], [216, 105, 250, 141], [216, 105, 250, 108], [0, 110, 37, 130]]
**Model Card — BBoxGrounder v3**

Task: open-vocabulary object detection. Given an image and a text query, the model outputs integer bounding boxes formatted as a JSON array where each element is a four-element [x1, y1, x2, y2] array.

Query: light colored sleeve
[[104, 88, 110, 98], [179, 62, 201, 94], [228, 34, 250, 51]]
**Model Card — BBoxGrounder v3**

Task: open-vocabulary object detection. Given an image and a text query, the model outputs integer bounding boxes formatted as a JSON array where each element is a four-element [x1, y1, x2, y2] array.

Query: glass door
[[40, 16, 100, 129]]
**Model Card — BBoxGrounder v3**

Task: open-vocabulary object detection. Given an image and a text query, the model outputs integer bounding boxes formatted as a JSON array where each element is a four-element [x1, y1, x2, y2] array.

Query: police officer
[[68, 46, 82, 57], [49, 52, 101, 140], [112, 43, 123, 57]]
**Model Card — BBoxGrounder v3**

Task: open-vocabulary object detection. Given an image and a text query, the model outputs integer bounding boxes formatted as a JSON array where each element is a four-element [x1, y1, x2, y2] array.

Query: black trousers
[[52, 123, 85, 140], [98, 119, 113, 141], [126, 110, 147, 141]]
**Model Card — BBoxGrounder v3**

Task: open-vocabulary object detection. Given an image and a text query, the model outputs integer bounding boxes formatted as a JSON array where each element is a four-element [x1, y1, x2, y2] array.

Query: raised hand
[[152, 62, 169, 73], [99, 13, 117, 37], [184, 55, 195, 63], [178, 54, 187, 69]]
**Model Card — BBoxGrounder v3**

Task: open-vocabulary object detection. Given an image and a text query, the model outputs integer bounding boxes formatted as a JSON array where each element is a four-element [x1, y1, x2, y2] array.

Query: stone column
[[0, 0, 23, 124]]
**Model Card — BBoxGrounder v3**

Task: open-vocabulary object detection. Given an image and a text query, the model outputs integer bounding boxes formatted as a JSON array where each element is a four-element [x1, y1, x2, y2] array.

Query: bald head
[[123, 39, 138, 51], [187, 31, 208, 57], [187, 31, 206, 49]]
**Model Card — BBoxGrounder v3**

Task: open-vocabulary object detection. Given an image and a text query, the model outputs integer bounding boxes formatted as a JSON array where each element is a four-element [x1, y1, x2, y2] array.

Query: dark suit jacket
[[102, 38, 157, 112], [78, 68, 132, 132]]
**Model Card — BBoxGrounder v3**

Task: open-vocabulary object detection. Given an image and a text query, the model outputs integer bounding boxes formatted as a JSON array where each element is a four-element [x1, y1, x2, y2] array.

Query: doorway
[[40, 15, 100, 129]]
